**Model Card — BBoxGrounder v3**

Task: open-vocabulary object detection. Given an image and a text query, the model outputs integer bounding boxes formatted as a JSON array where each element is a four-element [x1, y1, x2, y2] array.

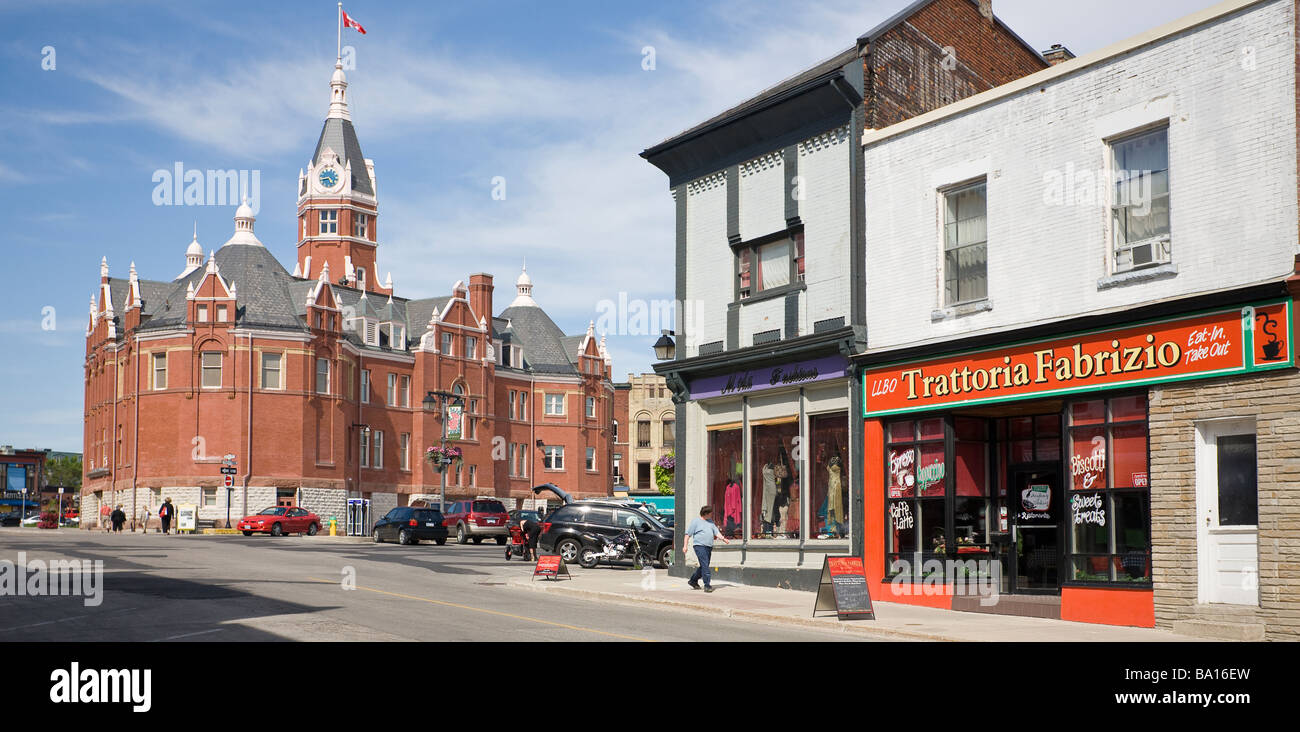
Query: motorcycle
[[577, 528, 653, 570]]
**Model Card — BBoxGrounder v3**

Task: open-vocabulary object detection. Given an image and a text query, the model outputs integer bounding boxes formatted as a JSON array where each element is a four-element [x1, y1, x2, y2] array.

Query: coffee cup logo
[[1258, 312, 1284, 362]]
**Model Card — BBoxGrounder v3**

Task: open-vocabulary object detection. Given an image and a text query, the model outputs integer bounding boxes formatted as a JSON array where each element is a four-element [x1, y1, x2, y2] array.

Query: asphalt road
[[0, 528, 867, 642]]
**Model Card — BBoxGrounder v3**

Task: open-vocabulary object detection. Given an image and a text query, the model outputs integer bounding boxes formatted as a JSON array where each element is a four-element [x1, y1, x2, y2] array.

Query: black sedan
[[372, 507, 449, 545]]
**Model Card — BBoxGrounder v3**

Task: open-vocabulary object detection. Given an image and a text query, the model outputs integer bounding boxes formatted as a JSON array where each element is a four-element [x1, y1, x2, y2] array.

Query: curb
[[508, 578, 955, 642]]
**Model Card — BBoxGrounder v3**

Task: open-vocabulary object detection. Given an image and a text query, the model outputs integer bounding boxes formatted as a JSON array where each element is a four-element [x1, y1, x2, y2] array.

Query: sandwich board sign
[[177, 504, 197, 533], [812, 556, 874, 620], [532, 554, 571, 581]]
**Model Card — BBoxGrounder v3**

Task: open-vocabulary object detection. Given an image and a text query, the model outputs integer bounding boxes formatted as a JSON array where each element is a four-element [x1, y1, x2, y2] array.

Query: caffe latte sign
[[864, 300, 1293, 417]]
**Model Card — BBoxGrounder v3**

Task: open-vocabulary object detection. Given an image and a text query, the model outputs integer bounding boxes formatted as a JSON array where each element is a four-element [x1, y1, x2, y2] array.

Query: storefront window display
[[751, 419, 800, 539], [808, 412, 849, 538], [707, 427, 744, 539], [1067, 395, 1151, 583], [886, 419, 946, 575]]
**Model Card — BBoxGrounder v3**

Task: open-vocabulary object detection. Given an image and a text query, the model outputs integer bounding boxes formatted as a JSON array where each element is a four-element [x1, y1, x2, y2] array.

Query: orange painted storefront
[[859, 298, 1295, 627]]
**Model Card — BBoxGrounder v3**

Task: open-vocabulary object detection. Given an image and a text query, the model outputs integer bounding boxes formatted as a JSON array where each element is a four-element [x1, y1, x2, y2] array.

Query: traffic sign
[[220, 467, 237, 475], [223, 475, 234, 488]]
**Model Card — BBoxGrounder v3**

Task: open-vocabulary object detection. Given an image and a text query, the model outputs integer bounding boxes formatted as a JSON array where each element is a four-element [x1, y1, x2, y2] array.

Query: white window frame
[[586, 447, 596, 472], [216, 305, 228, 322], [372, 430, 384, 469], [441, 332, 454, 356], [509, 390, 516, 420], [941, 179, 989, 307], [315, 357, 330, 395], [400, 375, 410, 407], [152, 352, 167, 390], [585, 396, 596, 419], [202, 487, 217, 507], [261, 352, 283, 390], [320, 209, 338, 235], [545, 393, 564, 416], [387, 373, 397, 406], [200, 352, 222, 389], [197, 304, 208, 323], [353, 212, 368, 238], [1109, 125, 1171, 274], [400, 432, 410, 471], [465, 336, 477, 360], [360, 429, 370, 468], [543, 445, 564, 471], [361, 369, 371, 404]]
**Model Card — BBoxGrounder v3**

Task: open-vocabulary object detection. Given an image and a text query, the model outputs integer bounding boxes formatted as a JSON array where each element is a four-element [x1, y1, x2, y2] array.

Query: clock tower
[[297, 61, 387, 294]]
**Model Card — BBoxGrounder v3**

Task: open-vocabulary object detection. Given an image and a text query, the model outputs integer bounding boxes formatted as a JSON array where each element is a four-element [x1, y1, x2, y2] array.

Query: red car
[[442, 499, 510, 545], [237, 506, 320, 536]]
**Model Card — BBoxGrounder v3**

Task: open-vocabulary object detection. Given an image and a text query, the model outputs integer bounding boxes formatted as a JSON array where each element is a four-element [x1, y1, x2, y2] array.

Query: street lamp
[[653, 330, 676, 361], [424, 391, 464, 512]]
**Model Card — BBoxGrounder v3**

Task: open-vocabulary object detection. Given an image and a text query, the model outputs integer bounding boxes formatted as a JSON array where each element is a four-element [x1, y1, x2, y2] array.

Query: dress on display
[[760, 463, 776, 525], [827, 459, 843, 529], [723, 481, 742, 530]]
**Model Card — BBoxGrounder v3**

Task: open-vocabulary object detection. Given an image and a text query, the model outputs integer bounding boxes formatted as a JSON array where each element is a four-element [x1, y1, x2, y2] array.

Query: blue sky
[[0, 0, 1214, 451]]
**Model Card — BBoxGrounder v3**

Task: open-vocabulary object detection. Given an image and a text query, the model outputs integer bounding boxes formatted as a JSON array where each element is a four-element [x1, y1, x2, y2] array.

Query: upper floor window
[[320, 209, 338, 235], [519, 391, 528, 421], [441, 332, 454, 356], [943, 181, 988, 306], [400, 375, 410, 407], [737, 232, 800, 300], [637, 420, 651, 448], [356, 267, 366, 290], [216, 305, 228, 322], [315, 357, 330, 394], [353, 212, 369, 238], [509, 390, 517, 419], [544, 393, 564, 416], [201, 352, 222, 388], [585, 396, 596, 419], [586, 447, 596, 472], [542, 445, 564, 470], [152, 352, 167, 390], [465, 336, 478, 360], [387, 373, 397, 406], [197, 304, 209, 322], [1111, 127, 1170, 273], [361, 369, 371, 403], [261, 352, 282, 390]]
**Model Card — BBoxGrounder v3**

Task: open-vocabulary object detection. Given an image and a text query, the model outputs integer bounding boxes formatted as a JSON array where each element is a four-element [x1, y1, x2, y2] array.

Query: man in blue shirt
[[684, 505, 729, 592]]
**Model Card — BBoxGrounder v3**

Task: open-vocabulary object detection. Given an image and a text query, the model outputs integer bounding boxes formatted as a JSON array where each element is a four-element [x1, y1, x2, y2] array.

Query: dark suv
[[538, 501, 674, 568], [443, 499, 510, 544], [373, 507, 449, 545]]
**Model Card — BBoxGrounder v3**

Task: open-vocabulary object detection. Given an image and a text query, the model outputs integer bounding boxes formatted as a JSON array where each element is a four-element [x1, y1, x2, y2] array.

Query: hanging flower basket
[[425, 445, 463, 473], [653, 452, 676, 496]]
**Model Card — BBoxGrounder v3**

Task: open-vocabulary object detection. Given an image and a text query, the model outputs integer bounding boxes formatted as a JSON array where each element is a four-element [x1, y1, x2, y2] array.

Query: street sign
[[223, 475, 234, 488], [532, 555, 571, 581], [219, 467, 237, 475], [812, 556, 874, 620]]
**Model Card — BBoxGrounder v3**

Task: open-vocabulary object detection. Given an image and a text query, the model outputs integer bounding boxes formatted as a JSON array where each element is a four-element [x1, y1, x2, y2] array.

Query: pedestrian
[[110, 505, 126, 533], [158, 498, 174, 535], [684, 505, 729, 593], [521, 514, 542, 562], [100, 504, 111, 532]]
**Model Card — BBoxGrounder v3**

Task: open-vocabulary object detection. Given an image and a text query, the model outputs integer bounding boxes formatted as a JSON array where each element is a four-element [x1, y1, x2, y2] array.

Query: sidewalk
[[508, 568, 1211, 642]]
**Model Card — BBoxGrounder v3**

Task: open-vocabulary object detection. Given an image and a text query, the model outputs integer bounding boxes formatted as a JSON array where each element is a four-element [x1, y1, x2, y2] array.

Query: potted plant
[[425, 445, 463, 473], [653, 452, 675, 495]]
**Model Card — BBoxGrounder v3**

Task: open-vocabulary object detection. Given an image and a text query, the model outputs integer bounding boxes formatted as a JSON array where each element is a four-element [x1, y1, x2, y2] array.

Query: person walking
[[684, 505, 729, 593], [158, 498, 174, 535], [110, 505, 126, 533]]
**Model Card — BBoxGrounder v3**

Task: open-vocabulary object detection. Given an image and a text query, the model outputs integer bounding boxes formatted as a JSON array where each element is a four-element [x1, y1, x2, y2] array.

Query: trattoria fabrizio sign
[[863, 300, 1293, 417]]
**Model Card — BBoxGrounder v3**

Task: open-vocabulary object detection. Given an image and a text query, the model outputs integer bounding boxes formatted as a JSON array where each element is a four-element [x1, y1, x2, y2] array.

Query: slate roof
[[497, 304, 580, 375], [406, 296, 452, 336], [312, 117, 374, 196], [139, 244, 305, 332]]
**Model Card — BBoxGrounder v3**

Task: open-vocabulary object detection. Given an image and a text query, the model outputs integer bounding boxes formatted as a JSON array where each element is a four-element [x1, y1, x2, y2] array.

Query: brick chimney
[[1042, 44, 1076, 66], [977, 0, 993, 23], [469, 273, 494, 324]]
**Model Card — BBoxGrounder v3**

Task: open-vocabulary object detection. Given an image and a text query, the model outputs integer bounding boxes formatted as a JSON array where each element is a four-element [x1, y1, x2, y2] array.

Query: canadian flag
[[342, 9, 366, 35]]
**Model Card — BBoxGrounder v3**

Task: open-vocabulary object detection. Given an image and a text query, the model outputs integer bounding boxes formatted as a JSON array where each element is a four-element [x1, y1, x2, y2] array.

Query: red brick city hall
[[81, 61, 617, 529]]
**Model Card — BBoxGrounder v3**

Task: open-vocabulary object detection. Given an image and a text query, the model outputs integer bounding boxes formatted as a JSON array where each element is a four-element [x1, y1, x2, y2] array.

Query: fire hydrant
[[329, 517, 337, 536]]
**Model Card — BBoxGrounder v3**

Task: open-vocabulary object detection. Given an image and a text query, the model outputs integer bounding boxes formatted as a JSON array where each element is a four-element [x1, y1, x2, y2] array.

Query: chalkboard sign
[[812, 556, 874, 620], [532, 554, 571, 581]]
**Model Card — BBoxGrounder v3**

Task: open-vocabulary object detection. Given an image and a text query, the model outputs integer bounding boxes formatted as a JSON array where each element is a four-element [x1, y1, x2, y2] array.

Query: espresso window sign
[[1066, 394, 1152, 584], [813, 556, 874, 620], [863, 300, 1292, 417], [532, 554, 570, 581]]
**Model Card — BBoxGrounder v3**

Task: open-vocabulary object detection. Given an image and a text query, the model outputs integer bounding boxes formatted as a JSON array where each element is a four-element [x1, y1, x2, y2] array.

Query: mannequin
[[826, 455, 843, 536], [760, 461, 777, 535]]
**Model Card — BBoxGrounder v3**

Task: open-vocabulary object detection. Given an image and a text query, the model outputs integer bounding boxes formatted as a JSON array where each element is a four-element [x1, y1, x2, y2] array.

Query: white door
[[1195, 419, 1259, 606]]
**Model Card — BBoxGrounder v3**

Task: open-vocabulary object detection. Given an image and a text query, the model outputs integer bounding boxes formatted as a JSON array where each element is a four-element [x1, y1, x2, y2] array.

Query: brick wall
[[866, 0, 1047, 129], [1148, 368, 1300, 641]]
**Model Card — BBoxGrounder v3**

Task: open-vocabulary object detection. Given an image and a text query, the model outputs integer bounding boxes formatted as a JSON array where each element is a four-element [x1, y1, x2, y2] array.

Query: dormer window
[[320, 209, 338, 235], [365, 320, 377, 346], [379, 323, 390, 348], [511, 347, 523, 369]]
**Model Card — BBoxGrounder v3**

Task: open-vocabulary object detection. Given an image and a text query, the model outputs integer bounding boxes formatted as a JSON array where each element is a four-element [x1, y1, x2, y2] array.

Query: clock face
[[318, 168, 339, 188]]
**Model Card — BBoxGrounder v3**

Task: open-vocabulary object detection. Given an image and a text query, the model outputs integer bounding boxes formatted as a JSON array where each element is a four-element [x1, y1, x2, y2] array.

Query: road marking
[[151, 628, 222, 641], [306, 577, 655, 642]]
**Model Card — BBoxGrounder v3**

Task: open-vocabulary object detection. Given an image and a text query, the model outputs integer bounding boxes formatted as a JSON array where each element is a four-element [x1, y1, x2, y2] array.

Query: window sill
[[1097, 263, 1178, 290], [932, 299, 993, 322], [732, 282, 806, 307]]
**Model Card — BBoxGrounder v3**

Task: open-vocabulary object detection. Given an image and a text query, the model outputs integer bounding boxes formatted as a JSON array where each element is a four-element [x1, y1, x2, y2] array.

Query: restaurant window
[[707, 427, 743, 540], [886, 418, 947, 577], [1066, 394, 1151, 583], [943, 180, 987, 306], [751, 418, 799, 540], [808, 411, 849, 539]]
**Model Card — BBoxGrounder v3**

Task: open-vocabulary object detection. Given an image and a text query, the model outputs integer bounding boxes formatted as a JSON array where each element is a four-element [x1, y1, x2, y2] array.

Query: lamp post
[[653, 330, 676, 361], [423, 391, 464, 512]]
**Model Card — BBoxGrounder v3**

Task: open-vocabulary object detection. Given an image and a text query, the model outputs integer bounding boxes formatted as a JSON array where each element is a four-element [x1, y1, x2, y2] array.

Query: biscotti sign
[[863, 300, 1293, 417], [690, 355, 849, 400]]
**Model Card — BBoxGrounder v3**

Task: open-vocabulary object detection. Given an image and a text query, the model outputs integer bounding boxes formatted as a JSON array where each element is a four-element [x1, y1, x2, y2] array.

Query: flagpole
[[337, 2, 342, 62]]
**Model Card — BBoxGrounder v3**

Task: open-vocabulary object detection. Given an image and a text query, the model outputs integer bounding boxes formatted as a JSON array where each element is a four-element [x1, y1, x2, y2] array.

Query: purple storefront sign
[[689, 355, 850, 400]]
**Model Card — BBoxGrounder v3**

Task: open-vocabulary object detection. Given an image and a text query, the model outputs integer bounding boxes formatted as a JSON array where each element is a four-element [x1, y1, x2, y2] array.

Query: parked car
[[372, 507, 448, 545], [443, 499, 510, 544], [236, 506, 321, 536], [538, 500, 674, 568], [508, 509, 541, 527], [0, 513, 23, 527]]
